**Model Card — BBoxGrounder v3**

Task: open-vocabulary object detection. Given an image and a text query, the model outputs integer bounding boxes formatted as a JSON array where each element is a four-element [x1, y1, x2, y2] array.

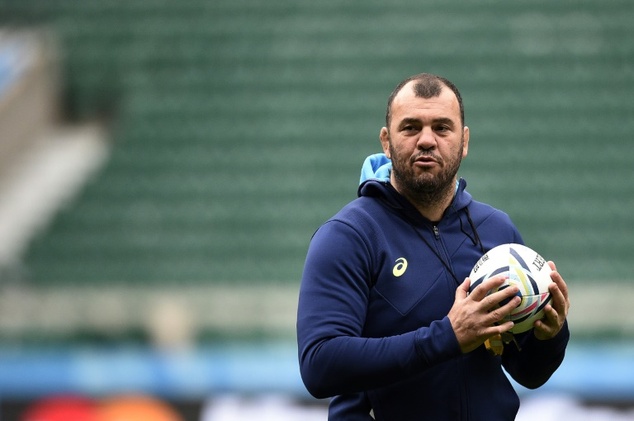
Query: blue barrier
[[0, 340, 631, 402]]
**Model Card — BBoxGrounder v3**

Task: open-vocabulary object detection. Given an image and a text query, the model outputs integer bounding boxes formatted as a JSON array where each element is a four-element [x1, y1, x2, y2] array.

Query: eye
[[400, 123, 421, 134], [434, 124, 451, 134]]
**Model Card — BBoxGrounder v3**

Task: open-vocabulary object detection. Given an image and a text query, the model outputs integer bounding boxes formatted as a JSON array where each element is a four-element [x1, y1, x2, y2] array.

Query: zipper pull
[[433, 225, 440, 239], [486, 333, 521, 356], [501, 332, 522, 352]]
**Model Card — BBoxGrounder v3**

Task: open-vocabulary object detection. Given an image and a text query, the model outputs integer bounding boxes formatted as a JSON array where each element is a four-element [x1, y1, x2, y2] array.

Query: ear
[[462, 126, 470, 158], [380, 127, 391, 158]]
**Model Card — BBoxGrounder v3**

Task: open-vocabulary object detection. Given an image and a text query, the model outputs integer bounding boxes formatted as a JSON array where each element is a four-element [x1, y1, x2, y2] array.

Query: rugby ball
[[469, 243, 553, 334]]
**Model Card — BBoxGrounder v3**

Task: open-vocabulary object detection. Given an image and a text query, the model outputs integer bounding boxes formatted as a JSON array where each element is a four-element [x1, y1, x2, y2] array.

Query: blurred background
[[0, 0, 632, 420]]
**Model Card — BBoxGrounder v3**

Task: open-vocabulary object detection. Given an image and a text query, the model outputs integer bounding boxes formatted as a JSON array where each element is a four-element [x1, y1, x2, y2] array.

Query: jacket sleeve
[[502, 320, 570, 389], [297, 220, 462, 399]]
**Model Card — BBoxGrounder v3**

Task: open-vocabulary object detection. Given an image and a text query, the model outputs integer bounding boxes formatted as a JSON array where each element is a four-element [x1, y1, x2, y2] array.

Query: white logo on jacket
[[392, 257, 408, 277]]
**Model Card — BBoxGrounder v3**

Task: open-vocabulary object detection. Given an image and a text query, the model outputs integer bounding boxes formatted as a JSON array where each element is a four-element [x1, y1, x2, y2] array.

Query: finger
[[485, 295, 521, 324], [548, 261, 569, 304], [538, 302, 561, 327], [542, 303, 559, 323], [457, 278, 471, 299], [549, 270, 569, 303], [547, 281, 562, 304], [469, 274, 508, 301], [548, 283, 567, 317], [494, 320, 515, 334], [533, 306, 559, 339], [481, 285, 520, 311], [484, 318, 516, 338], [548, 260, 557, 272], [533, 319, 553, 339]]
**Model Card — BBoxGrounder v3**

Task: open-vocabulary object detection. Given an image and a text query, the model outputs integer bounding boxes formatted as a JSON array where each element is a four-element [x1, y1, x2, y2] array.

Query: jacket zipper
[[431, 224, 460, 286], [433, 223, 469, 420]]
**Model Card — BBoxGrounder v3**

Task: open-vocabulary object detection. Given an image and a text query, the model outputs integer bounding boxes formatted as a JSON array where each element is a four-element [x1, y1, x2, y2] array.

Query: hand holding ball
[[469, 243, 553, 334]]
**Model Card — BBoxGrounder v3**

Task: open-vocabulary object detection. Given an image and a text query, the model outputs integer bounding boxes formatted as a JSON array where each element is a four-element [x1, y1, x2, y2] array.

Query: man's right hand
[[447, 274, 521, 354]]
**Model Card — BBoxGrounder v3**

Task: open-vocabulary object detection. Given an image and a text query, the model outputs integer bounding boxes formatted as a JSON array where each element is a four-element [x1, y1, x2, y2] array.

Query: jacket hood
[[359, 153, 392, 184], [357, 153, 472, 218]]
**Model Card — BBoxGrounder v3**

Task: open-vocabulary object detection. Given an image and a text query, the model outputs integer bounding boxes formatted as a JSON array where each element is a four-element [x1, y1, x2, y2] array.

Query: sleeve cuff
[[414, 316, 462, 366]]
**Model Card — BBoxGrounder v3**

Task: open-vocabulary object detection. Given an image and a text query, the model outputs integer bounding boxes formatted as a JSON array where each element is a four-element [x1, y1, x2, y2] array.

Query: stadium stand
[[0, 30, 58, 179], [0, 0, 633, 412], [0, 0, 632, 343], [0, 0, 632, 288]]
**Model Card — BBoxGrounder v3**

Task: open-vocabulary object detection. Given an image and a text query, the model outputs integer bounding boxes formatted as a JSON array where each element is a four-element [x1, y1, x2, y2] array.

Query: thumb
[[456, 278, 471, 300]]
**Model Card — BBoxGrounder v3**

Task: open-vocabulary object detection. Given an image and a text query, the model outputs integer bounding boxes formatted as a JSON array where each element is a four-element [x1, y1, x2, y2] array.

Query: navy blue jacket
[[297, 176, 569, 420]]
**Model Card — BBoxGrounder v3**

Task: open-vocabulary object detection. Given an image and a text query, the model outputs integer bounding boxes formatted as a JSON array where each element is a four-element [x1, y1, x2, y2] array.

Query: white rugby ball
[[469, 243, 553, 334]]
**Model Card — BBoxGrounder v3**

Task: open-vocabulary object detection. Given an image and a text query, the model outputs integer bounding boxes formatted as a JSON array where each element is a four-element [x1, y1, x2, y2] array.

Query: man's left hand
[[533, 261, 570, 340]]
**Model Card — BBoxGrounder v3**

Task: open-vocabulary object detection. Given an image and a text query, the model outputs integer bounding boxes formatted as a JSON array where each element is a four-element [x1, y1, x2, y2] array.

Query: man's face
[[380, 82, 470, 203]]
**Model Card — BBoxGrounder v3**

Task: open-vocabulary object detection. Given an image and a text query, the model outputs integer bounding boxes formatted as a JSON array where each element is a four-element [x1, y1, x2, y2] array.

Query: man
[[296, 73, 570, 420]]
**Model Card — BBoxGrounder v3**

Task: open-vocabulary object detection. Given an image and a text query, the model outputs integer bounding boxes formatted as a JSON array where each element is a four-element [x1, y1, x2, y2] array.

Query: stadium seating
[[0, 1, 634, 415], [0, 0, 632, 288]]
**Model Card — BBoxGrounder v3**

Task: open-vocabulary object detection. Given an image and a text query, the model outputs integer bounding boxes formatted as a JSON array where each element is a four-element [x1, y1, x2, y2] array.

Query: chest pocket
[[373, 257, 452, 319]]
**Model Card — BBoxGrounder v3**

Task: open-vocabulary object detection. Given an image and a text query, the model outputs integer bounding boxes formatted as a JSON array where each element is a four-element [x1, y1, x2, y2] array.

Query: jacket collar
[[358, 177, 473, 223]]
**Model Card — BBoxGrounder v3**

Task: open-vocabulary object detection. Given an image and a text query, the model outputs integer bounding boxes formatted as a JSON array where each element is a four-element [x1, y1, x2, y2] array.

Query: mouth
[[413, 155, 439, 168]]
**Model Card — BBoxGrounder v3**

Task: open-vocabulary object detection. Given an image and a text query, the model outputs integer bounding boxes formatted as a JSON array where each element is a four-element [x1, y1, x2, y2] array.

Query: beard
[[389, 138, 464, 208]]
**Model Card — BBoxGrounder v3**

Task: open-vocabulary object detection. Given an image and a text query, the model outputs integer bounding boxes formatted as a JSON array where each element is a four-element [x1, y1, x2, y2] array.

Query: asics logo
[[392, 257, 408, 277]]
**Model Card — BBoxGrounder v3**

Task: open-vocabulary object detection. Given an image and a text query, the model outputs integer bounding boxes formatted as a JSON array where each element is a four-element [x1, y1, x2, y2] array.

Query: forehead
[[391, 82, 460, 124]]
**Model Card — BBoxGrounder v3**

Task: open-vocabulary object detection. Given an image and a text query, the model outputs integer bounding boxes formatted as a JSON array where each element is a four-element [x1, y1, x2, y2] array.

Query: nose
[[416, 127, 437, 150]]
